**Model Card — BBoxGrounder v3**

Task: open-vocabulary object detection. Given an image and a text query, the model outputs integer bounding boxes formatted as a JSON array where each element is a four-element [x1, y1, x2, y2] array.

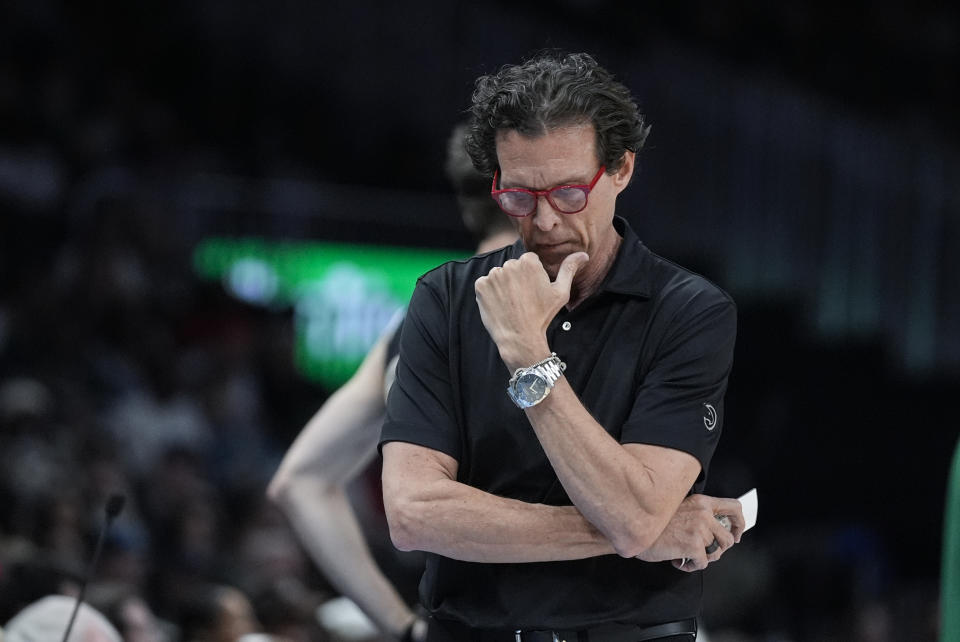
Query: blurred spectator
[[3, 595, 121, 642], [0, 377, 61, 512], [102, 329, 213, 474], [110, 595, 169, 642], [0, 556, 81, 626], [92, 587, 171, 642], [146, 454, 229, 616], [177, 584, 260, 642], [248, 578, 326, 642]]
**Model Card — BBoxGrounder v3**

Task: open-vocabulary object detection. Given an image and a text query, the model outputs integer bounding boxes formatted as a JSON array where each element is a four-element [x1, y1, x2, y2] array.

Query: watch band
[[523, 353, 565, 379]]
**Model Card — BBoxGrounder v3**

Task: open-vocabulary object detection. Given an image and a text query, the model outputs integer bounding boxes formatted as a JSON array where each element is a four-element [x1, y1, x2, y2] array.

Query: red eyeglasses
[[490, 166, 606, 217]]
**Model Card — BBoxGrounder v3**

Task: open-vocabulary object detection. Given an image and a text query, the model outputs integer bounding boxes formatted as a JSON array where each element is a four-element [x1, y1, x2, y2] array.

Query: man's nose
[[532, 194, 561, 230]]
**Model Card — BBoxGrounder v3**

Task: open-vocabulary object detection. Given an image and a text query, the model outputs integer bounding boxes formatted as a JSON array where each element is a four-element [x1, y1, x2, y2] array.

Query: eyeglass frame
[[490, 165, 607, 218]]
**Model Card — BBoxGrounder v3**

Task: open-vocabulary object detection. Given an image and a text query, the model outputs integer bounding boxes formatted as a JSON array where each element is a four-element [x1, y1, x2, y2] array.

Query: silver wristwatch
[[506, 353, 566, 409]]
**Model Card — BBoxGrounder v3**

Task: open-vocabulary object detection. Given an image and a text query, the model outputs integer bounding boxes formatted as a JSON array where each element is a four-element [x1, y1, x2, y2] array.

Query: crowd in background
[[0, 199, 346, 642]]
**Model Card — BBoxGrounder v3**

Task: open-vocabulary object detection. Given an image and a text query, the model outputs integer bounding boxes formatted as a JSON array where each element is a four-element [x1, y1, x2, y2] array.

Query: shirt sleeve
[[621, 294, 737, 485], [379, 275, 462, 460]]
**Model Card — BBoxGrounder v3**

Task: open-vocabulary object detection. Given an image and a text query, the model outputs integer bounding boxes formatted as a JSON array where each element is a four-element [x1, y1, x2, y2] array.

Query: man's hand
[[474, 251, 588, 368], [635, 494, 745, 572]]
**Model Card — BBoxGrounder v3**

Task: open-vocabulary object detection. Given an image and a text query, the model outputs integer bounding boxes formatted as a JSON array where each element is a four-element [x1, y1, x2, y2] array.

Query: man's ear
[[612, 151, 635, 193]]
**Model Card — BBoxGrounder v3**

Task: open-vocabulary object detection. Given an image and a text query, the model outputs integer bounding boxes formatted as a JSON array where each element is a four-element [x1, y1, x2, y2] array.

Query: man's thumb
[[553, 252, 589, 294]]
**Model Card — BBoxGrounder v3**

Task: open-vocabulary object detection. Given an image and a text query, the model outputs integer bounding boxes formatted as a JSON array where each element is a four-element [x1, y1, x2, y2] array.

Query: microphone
[[60, 493, 126, 642]]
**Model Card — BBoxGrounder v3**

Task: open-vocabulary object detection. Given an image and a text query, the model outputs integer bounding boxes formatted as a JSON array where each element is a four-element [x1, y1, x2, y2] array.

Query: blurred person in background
[[267, 122, 517, 641], [0, 377, 78, 567], [177, 584, 261, 642], [229, 488, 326, 642], [111, 595, 168, 642], [94, 589, 171, 642], [3, 595, 121, 642]]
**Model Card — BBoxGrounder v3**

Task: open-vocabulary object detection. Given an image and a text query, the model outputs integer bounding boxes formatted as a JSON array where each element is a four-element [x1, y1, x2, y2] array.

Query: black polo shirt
[[380, 216, 736, 630]]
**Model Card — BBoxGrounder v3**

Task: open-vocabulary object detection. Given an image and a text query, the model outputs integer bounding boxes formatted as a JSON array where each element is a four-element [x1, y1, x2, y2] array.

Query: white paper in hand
[[738, 488, 758, 532]]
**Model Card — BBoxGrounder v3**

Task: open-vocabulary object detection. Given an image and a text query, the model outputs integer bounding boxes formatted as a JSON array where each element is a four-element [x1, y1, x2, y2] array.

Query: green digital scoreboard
[[193, 238, 466, 388]]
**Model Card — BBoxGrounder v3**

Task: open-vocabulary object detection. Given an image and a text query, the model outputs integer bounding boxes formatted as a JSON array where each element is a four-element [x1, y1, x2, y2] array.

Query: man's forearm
[[382, 443, 615, 562], [523, 378, 701, 558]]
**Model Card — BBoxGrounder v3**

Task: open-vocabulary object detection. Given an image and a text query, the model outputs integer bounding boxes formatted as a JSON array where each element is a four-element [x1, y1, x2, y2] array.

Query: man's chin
[[537, 256, 563, 280], [543, 265, 561, 280]]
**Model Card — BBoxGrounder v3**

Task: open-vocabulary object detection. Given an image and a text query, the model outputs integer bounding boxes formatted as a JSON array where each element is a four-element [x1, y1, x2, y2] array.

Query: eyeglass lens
[[499, 187, 588, 216]]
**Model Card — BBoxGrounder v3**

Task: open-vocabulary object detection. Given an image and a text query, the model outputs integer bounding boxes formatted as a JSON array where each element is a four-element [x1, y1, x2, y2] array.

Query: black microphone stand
[[60, 494, 125, 642]]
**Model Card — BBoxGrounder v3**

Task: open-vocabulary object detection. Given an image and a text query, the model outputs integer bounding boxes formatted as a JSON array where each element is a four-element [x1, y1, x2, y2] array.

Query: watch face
[[516, 372, 547, 401]]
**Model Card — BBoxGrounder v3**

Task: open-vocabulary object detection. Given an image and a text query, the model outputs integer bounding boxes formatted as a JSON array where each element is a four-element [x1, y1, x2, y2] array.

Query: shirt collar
[[598, 216, 653, 298]]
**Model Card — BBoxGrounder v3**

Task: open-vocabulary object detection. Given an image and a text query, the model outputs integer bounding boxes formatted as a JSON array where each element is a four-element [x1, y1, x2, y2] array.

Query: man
[[380, 52, 744, 641], [267, 124, 517, 640]]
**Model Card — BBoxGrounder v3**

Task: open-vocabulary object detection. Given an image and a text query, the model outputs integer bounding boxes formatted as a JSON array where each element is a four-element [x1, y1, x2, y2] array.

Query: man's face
[[494, 123, 633, 280]]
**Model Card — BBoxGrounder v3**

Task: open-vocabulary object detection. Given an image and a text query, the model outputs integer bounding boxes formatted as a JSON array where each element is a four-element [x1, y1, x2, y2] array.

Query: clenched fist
[[636, 494, 745, 572], [474, 251, 589, 370]]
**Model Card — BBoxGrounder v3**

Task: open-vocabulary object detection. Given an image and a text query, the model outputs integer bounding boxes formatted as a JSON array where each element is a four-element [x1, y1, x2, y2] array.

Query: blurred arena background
[[1, 1, 958, 640]]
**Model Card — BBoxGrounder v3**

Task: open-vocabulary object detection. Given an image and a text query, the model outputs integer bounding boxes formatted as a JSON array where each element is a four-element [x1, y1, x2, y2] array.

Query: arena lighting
[[194, 238, 465, 389]]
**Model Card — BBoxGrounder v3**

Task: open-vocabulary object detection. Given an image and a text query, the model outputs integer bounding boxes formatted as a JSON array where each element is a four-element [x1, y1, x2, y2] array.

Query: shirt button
[[561, 321, 572, 331]]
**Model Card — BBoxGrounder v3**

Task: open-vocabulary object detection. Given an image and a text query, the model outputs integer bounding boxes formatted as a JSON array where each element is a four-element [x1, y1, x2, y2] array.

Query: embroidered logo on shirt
[[703, 403, 718, 431]]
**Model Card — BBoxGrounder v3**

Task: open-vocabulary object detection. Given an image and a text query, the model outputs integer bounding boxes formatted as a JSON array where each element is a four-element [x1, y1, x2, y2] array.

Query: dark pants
[[424, 616, 697, 642]]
